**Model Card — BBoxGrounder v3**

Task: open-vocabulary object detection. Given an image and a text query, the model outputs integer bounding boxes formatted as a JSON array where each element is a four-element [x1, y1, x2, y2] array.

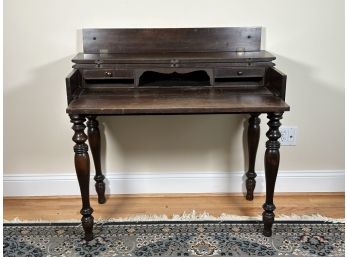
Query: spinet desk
[[66, 27, 290, 241]]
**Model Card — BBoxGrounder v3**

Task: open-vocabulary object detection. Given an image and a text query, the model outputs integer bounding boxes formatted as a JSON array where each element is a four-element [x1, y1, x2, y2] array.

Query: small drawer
[[84, 69, 114, 79], [84, 69, 133, 79], [113, 69, 134, 78], [214, 68, 265, 78]]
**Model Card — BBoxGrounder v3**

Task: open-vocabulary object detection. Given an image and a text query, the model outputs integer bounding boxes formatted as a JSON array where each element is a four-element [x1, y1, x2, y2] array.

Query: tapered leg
[[70, 114, 94, 241], [246, 113, 261, 201], [87, 116, 106, 204], [262, 112, 283, 237]]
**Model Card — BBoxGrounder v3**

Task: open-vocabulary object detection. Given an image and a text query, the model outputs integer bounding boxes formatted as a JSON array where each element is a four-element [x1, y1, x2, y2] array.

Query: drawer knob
[[105, 71, 112, 77], [237, 71, 243, 76]]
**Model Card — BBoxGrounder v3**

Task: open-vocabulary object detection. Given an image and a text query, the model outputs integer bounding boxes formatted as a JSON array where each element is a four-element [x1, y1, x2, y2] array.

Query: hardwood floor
[[4, 193, 344, 221]]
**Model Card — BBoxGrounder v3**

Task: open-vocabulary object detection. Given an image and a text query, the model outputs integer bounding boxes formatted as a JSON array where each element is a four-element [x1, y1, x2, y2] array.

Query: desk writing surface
[[66, 87, 289, 115]]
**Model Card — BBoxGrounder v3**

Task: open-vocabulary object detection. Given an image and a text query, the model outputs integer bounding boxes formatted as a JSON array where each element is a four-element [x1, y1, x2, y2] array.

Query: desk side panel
[[266, 67, 287, 100], [66, 69, 82, 104]]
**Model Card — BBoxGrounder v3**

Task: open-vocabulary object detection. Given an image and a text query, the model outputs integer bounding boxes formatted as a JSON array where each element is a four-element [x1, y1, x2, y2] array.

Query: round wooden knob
[[105, 71, 112, 77]]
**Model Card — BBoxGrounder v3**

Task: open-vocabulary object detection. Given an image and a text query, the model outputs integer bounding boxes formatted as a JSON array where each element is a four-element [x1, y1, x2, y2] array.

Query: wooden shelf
[[72, 50, 275, 64]]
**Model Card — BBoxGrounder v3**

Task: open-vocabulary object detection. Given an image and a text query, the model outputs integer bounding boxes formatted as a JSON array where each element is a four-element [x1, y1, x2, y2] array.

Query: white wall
[[4, 0, 344, 195]]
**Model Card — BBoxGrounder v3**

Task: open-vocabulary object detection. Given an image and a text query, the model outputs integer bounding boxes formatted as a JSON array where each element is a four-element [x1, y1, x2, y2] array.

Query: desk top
[[66, 87, 289, 115]]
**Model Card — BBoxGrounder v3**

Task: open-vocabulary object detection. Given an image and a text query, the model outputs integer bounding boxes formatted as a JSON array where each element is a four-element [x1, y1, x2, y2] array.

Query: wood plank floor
[[4, 193, 345, 221]]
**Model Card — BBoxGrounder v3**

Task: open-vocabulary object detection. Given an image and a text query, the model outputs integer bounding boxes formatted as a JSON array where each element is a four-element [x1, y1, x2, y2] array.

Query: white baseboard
[[3, 170, 344, 197]]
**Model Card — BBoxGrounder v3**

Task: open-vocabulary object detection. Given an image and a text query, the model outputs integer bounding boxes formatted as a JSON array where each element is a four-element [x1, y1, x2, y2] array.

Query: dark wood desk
[[66, 27, 290, 241]]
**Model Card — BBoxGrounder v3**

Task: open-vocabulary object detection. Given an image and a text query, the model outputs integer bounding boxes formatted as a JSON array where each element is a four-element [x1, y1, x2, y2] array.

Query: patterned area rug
[[3, 220, 344, 257]]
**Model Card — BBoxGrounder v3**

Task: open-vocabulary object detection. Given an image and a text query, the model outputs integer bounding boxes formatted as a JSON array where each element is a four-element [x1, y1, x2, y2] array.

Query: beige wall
[[4, 0, 344, 176]]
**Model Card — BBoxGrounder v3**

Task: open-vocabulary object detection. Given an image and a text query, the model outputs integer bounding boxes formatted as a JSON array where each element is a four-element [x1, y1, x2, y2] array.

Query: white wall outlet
[[279, 126, 298, 146]]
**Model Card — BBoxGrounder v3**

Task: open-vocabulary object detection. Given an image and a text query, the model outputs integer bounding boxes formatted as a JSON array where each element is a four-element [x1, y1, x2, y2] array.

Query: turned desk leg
[[246, 113, 260, 201], [262, 112, 283, 237], [87, 116, 106, 204], [70, 114, 94, 241]]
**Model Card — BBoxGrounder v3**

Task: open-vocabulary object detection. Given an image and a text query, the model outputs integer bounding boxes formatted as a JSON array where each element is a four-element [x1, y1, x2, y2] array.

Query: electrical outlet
[[279, 126, 298, 146]]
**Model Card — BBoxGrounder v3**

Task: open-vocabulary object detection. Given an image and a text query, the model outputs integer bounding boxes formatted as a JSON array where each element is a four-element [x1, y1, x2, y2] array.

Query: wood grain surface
[[66, 87, 290, 115], [83, 27, 261, 54], [72, 51, 275, 64], [4, 193, 344, 221]]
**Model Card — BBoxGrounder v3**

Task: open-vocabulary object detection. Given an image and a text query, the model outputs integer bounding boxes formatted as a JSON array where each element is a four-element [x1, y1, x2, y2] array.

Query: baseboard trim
[[3, 170, 344, 196]]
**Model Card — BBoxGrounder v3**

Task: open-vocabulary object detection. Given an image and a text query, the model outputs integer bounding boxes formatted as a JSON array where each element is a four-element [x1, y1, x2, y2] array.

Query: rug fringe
[[102, 212, 345, 223], [4, 211, 344, 224]]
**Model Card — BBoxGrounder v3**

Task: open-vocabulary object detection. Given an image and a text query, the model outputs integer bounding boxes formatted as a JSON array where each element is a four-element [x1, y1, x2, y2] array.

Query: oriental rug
[[3, 220, 344, 257]]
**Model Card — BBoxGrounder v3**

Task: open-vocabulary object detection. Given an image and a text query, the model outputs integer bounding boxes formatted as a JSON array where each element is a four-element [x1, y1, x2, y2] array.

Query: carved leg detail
[[70, 114, 94, 241], [87, 116, 106, 204], [246, 113, 260, 201], [262, 112, 283, 237]]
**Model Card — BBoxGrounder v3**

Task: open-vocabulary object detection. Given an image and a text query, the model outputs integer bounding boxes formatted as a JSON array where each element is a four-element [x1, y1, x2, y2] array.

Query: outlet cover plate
[[279, 126, 298, 146]]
